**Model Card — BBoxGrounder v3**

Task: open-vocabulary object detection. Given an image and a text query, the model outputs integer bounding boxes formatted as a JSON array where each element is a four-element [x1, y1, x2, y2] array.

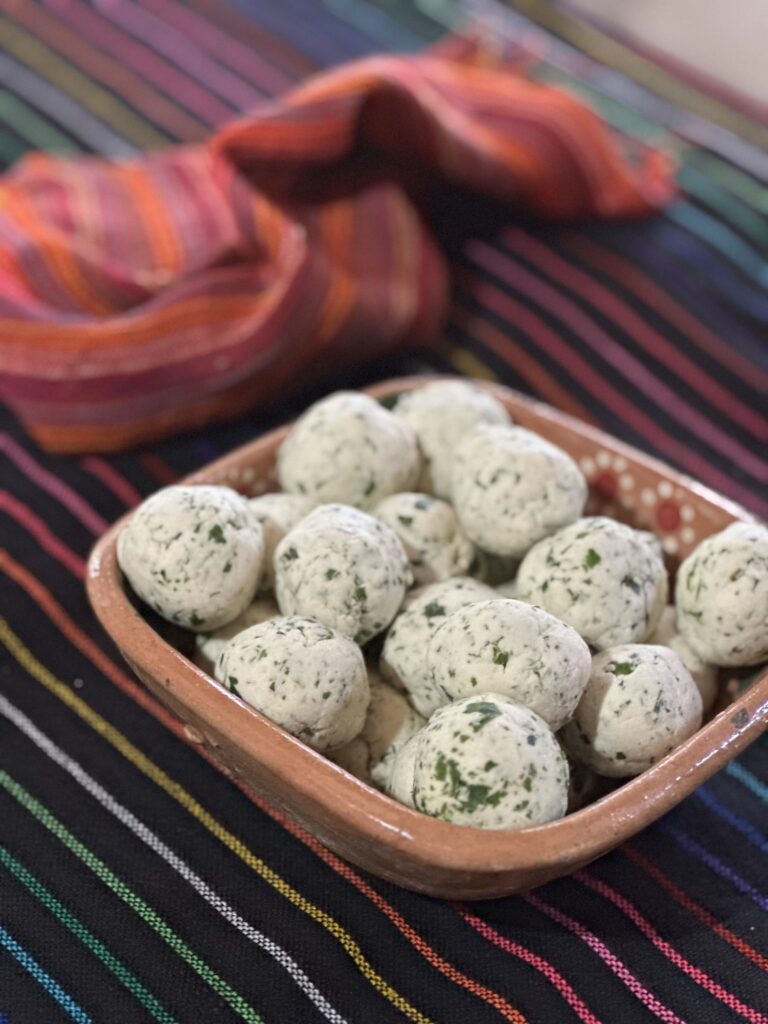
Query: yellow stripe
[[446, 345, 499, 382], [0, 617, 433, 1024], [0, 19, 165, 150], [506, 0, 768, 150]]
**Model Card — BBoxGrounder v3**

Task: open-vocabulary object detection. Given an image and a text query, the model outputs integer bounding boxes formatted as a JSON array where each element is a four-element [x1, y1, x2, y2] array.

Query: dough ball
[[277, 391, 420, 509], [215, 616, 369, 752], [392, 380, 510, 498], [194, 596, 279, 673], [427, 599, 591, 731], [380, 577, 496, 717], [248, 492, 315, 590], [386, 733, 420, 807], [517, 517, 668, 649], [649, 605, 719, 713], [561, 644, 703, 777], [117, 485, 264, 632], [373, 492, 474, 585], [331, 670, 425, 787], [410, 694, 569, 829], [274, 504, 411, 644], [675, 522, 768, 667], [451, 425, 587, 558]]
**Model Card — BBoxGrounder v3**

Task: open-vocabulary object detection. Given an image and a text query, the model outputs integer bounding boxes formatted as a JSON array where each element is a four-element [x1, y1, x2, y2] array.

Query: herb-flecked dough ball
[[331, 671, 425, 787], [277, 391, 421, 509], [248, 492, 315, 591], [409, 694, 570, 829], [649, 605, 718, 713], [215, 616, 369, 752], [675, 522, 768, 667], [117, 485, 264, 632], [561, 645, 703, 777], [380, 577, 497, 717], [194, 596, 279, 673], [517, 517, 668, 649], [373, 492, 474, 585], [427, 599, 591, 731], [451, 425, 587, 558], [274, 504, 412, 644], [392, 379, 511, 498]]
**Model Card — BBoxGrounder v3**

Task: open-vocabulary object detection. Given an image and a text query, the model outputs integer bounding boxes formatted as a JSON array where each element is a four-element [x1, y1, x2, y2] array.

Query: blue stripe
[[726, 761, 768, 804], [694, 787, 768, 853], [0, 926, 93, 1024], [661, 825, 768, 912]]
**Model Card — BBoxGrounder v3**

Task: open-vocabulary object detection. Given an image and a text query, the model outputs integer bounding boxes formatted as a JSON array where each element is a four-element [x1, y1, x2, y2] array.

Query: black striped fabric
[[0, 2, 766, 1023]]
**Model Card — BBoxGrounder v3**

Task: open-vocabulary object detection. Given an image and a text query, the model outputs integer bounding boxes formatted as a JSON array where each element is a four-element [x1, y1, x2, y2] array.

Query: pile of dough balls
[[117, 380, 767, 834]]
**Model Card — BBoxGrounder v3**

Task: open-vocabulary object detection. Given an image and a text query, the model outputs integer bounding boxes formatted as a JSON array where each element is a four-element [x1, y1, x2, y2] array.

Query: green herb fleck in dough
[[621, 574, 641, 594], [325, 568, 340, 580], [423, 601, 447, 619], [611, 661, 635, 676], [464, 700, 502, 731], [414, 498, 431, 510], [364, 480, 376, 497], [208, 524, 226, 544], [189, 611, 205, 627], [354, 585, 367, 603], [228, 675, 242, 698], [398, 515, 414, 527], [584, 548, 601, 569], [283, 547, 299, 561], [492, 646, 509, 667], [484, 761, 498, 771], [223, 561, 232, 574]]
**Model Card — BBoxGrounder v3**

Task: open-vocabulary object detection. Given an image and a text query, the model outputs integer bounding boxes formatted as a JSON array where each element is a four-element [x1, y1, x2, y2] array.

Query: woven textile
[[0, 2, 766, 1023], [0, 35, 672, 453]]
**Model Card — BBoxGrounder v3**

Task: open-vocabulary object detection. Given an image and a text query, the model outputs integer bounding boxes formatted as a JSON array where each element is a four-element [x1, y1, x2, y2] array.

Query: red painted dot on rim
[[656, 501, 681, 531], [593, 470, 618, 497]]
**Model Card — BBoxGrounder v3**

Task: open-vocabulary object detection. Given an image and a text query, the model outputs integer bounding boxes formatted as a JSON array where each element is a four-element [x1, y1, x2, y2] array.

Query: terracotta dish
[[87, 377, 768, 899]]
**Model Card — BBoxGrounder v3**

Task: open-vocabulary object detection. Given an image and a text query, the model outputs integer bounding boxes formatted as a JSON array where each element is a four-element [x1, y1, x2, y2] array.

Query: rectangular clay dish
[[86, 376, 768, 899]]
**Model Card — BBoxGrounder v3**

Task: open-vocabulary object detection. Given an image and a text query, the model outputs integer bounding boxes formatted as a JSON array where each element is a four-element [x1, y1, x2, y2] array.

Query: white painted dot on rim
[[620, 473, 635, 490], [658, 481, 673, 499], [681, 504, 695, 523], [681, 527, 696, 545], [662, 536, 679, 554], [596, 451, 611, 469], [580, 456, 596, 476], [641, 487, 657, 506], [613, 456, 627, 472]]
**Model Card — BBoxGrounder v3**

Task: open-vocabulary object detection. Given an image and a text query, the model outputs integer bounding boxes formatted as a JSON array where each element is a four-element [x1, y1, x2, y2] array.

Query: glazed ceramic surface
[[87, 377, 768, 899]]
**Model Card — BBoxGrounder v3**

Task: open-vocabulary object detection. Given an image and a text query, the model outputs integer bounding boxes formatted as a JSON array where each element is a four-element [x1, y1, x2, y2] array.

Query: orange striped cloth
[[0, 37, 673, 453]]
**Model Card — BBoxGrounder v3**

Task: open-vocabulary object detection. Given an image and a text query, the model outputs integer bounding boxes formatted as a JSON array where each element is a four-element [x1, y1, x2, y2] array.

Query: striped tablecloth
[[1, 2, 766, 1022]]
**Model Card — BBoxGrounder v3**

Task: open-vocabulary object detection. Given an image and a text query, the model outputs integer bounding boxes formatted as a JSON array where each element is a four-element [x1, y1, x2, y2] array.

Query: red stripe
[[81, 457, 143, 508], [138, 452, 179, 486], [525, 892, 685, 1024], [504, 228, 767, 439], [562, 236, 768, 390], [622, 846, 768, 973], [575, 870, 768, 1023], [0, 492, 86, 579], [456, 905, 604, 1024], [0, 434, 108, 534]]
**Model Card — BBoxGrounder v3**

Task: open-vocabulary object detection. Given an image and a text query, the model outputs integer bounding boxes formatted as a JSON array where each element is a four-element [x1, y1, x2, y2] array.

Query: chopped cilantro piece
[[492, 646, 509, 667], [283, 547, 299, 561], [423, 601, 446, 618], [465, 701, 502, 731], [189, 611, 205, 627], [584, 548, 601, 569], [612, 661, 635, 676], [325, 568, 340, 580], [208, 524, 226, 544], [354, 584, 367, 602], [364, 480, 376, 496], [397, 515, 414, 527], [622, 574, 641, 594]]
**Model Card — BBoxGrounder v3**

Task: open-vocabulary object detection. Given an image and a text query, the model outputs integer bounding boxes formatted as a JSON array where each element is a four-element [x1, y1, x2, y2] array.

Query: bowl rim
[[86, 375, 768, 876]]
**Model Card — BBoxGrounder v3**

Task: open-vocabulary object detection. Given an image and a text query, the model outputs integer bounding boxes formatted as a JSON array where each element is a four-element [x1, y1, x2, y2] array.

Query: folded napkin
[[0, 36, 673, 453]]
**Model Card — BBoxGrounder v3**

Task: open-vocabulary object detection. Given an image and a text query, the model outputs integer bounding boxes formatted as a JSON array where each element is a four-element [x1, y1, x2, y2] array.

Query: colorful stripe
[[0, 925, 93, 1024]]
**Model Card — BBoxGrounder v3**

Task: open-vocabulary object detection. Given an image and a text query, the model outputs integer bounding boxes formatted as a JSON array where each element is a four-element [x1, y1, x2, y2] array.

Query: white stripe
[[0, 56, 137, 156], [0, 694, 348, 1024]]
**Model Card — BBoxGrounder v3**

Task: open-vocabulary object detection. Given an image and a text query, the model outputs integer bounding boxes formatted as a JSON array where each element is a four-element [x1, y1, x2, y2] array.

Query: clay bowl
[[86, 376, 768, 899]]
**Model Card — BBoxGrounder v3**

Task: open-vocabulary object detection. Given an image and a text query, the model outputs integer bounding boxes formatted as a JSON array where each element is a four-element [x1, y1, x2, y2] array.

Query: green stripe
[[0, 129, 25, 164], [0, 846, 179, 1024], [0, 771, 264, 1024], [0, 90, 79, 154], [683, 150, 768, 212], [677, 166, 768, 248]]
